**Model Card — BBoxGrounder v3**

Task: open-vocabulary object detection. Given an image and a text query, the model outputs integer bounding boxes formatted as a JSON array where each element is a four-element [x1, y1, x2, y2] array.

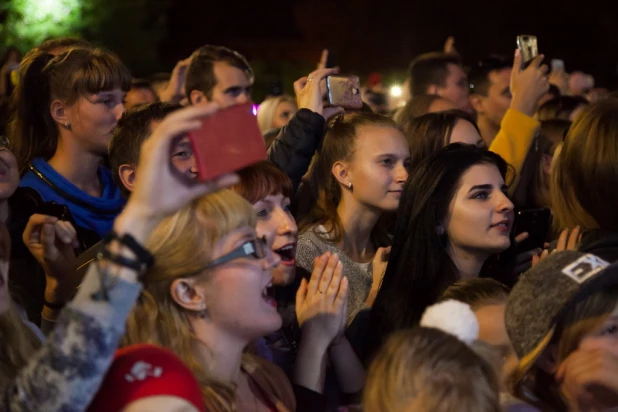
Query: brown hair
[[299, 112, 399, 244], [123, 190, 257, 412], [9, 47, 131, 170], [440, 278, 509, 311], [393, 94, 445, 123], [231, 161, 292, 204], [551, 100, 618, 232], [408, 52, 463, 98], [364, 327, 501, 412]]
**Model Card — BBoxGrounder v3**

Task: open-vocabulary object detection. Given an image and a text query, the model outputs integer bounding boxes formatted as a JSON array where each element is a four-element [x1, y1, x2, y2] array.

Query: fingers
[[54, 221, 76, 245], [332, 276, 348, 311], [567, 226, 581, 250], [294, 77, 308, 94], [556, 228, 569, 251], [307, 253, 329, 296], [41, 224, 57, 259], [512, 49, 522, 74], [318, 253, 340, 294], [514, 232, 529, 244], [325, 260, 344, 304], [528, 54, 546, 69], [295, 277, 308, 309], [531, 254, 540, 267], [306, 67, 339, 83], [23, 214, 58, 244], [317, 49, 328, 70]]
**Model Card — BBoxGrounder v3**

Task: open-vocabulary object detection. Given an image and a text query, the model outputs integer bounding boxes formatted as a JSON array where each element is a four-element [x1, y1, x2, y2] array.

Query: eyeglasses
[[0, 136, 10, 152], [204, 236, 269, 270]]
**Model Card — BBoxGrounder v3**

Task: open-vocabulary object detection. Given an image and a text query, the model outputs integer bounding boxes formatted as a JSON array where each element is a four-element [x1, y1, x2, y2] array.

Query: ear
[[426, 84, 439, 95], [542, 153, 553, 176], [332, 160, 351, 188], [469, 94, 485, 114], [50, 99, 69, 126], [170, 278, 205, 313], [118, 164, 137, 193], [189, 90, 208, 106]]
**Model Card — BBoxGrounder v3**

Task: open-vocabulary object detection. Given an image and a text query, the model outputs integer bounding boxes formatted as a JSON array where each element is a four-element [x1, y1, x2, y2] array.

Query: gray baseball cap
[[505, 250, 618, 384]]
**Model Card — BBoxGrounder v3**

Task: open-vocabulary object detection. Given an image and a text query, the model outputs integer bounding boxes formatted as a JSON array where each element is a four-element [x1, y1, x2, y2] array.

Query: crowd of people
[[0, 34, 617, 412]]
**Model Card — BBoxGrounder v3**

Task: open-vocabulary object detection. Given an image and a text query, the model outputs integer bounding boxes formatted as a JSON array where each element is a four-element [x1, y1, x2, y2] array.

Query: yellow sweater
[[489, 108, 541, 193]]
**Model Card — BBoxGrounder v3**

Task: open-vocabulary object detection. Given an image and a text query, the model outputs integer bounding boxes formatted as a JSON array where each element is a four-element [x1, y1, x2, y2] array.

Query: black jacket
[[267, 109, 325, 195], [578, 229, 618, 262]]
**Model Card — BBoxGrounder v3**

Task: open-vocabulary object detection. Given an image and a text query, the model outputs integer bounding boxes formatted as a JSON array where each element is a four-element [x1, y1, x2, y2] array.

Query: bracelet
[[103, 231, 154, 270], [43, 299, 65, 310]]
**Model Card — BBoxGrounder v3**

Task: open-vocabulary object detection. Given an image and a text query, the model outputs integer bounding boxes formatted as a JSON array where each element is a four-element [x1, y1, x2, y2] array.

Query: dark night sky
[[160, 0, 618, 88]]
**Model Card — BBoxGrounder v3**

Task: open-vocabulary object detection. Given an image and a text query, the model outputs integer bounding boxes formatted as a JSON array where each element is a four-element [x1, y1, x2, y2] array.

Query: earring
[[64, 123, 71, 130], [347, 182, 352, 189], [198, 305, 207, 319]]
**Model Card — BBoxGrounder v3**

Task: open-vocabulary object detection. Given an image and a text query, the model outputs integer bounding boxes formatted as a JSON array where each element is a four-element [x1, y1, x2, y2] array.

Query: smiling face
[[444, 163, 514, 260], [252, 193, 298, 286], [64, 89, 127, 156], [193, 226, 282, 341]]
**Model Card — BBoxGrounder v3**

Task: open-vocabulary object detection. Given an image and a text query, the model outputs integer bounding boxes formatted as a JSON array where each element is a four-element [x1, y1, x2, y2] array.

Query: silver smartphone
[[517, 35, 538, 69]]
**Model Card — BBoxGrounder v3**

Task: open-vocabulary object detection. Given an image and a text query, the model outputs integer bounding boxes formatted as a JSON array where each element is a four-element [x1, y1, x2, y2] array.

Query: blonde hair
[[551, 100, 618, 232], [0, 304, 42, 389], [123, 189, 256, 412], [256, 95, 296, 134], [364, 327, 501, 412]]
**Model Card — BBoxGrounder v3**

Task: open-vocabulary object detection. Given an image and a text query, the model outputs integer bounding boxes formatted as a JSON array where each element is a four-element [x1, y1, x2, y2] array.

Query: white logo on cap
[[124, 361, 163, 382], [562, 254, 609, 284]]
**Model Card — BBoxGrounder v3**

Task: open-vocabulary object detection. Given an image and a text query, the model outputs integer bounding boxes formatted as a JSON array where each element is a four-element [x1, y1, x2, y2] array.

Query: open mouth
[[274, 243, 296, 266], [261, 282, 277, 308], [491, 219, 511, 233]]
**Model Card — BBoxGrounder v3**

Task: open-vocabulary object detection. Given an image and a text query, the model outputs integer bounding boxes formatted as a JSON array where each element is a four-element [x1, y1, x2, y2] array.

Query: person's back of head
[[440, 278, 509, 311], [393, 94, 456, 125], [125, 79, 159, 110], [536, 95, 589, 122], [402, 109, 482, 168], [551, 99, 618, 232], [364, 327, 501, 412], [109, 102, 182, 198], [38, 37, 93, 56], [9, 47, 131, 170], [185, 45, 253, 107]]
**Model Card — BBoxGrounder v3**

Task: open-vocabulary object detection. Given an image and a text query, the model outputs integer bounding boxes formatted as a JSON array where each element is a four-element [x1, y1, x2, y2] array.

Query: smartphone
[[551, 59, 565, 72], [39, 201, 72, 221], [189, 103, 266, 181], [326, 75, 362, 109], [513, 207, 551, 252], [516, 35, 538, 69]]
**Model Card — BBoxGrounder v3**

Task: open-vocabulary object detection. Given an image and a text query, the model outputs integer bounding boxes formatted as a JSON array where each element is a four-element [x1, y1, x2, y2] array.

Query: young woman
[[367, 144, 514, 360], [398, 109, 486, 168], [10, 47, 131, 246], [297, 112, 410, 326], [257, 95, 298, 135], [231, 161, 366, 406], [123, 185, 349, 411], [1, 103, 234, 411], [506, 250, 618, 410]]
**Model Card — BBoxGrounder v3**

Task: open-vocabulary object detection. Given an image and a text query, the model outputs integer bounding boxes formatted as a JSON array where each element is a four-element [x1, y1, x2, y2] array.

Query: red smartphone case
[[189, 103, 267, 181]]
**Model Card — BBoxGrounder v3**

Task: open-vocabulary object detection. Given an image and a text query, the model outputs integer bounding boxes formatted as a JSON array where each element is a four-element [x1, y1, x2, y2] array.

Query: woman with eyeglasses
[[123, 185, 349, 410]]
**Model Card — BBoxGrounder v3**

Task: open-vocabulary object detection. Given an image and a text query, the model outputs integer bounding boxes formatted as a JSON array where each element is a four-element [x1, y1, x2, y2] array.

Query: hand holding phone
[[189, 103, 266, 181], [326, 75, 362, 109], [517, 35, 538, 69], [513, 208, 551, 252]]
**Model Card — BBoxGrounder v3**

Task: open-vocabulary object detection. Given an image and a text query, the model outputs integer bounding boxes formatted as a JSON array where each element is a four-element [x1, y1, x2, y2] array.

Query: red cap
[[88, 344, 206, 412]]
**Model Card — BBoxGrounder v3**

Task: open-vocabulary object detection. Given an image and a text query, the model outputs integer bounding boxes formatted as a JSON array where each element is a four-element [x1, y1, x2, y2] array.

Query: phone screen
[[513, 208, 551, 252]]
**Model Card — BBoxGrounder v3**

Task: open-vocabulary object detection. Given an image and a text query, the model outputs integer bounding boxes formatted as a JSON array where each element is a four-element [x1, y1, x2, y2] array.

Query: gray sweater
[[297, 226, 372, 325]]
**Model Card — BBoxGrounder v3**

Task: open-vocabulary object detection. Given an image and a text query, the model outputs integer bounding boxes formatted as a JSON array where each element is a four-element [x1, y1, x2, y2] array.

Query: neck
[[0, 201, 8, 223], [335, 196, 381, 261], [47, 133, 102, 195], [192, 320, 247, 383], [447, 244, 487, 279], [476, 116, 500, 147]]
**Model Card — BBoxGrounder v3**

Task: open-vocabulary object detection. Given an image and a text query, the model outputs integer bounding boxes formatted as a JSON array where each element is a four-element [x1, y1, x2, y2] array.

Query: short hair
[[536, 96, 589, 121], [230, 161, 292, 204], [185, 45, 253, 100], [129, 78, 159, 100], [408, 52, 462, 98], [468, 56, 512, 97], [38, 37, 93, 54], [257, 95, 296, 134], [109, 102, 182, 198], [440, 278, 509, 311]]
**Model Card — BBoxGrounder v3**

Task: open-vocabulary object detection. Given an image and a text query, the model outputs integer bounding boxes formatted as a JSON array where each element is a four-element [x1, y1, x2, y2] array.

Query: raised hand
[[510, 50, 550, 117], [294, 68, 345, 120], [532, 227, 581, 266]]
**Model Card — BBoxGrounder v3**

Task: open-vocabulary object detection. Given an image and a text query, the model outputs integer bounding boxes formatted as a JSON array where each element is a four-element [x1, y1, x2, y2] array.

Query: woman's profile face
[[272, 100, 297, 129], [444, 163, 514, 261]]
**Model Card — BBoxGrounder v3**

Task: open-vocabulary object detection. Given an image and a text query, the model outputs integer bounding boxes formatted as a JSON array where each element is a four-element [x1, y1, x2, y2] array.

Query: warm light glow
[[390, 85, 403, 98]]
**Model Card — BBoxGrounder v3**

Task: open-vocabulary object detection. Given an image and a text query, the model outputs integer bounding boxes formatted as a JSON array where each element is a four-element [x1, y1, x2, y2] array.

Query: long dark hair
[[299, 112, 399, 245], [366, 144, 511, 360], [8, 47, 131, 170], [399, 109, 480, 168]]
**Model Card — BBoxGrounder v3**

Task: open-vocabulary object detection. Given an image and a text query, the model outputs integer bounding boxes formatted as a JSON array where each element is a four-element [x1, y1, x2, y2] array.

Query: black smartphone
[[513, 207, 551, 252], [38, 201, 72, 221]]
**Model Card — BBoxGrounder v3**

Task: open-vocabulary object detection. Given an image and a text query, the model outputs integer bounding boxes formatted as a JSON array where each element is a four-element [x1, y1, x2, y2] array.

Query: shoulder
[[297, 228, 331, 269]]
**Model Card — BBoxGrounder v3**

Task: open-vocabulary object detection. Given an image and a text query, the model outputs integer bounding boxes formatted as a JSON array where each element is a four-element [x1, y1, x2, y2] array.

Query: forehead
[[458, 163, 504, 187], [353, 125, 409, 156], [213, 61, 251, 88], [488, 68, 512, 88]]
